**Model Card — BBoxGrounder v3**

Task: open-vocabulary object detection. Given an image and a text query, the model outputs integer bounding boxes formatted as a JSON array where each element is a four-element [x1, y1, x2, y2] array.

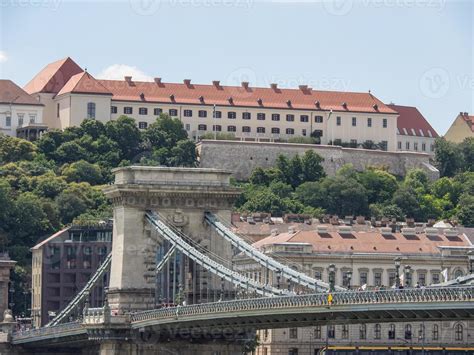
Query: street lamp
[[468, 250, 474, 274], [328, 264, 336, 292], [347, 270, 352, 290], [404, 265, 412, 288], [276, 269, 282, 290], [394, 257, 401, 288]]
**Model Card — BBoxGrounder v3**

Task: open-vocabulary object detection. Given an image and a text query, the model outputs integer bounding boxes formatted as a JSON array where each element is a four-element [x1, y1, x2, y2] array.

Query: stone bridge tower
[[103, 166, 240, 313]]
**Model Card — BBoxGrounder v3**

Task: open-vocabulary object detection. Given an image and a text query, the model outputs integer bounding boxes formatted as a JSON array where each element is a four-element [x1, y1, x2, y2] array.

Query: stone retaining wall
[[197, 140, 439, 181]]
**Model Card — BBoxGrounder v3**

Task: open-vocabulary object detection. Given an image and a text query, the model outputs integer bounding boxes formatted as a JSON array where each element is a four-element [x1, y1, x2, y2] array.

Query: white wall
[[0, 103, 43, 137]]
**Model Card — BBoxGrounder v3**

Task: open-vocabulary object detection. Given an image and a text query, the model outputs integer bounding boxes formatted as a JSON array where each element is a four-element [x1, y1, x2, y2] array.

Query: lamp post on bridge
[[276, 270, 281, 290], [328, 264, 336, 293], [394, 257, 401, 288], [468, 250, 474, 274]]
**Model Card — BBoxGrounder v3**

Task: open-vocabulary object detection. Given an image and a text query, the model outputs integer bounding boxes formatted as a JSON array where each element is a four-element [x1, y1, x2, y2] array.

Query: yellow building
[[444, 112, 474, 143]]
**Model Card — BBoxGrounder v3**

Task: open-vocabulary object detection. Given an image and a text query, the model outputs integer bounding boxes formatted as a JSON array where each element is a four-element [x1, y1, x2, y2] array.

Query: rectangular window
[[383, 118, 388, 128], [169, 109, 178, 116], [214, 111, 222, 119], [154, 108, 162, 116], [124, 107, 133, 114], [288, 349, 298, 355], [139, 107, 148, 115], [300, 115, 309, 122], [432, 325, 439, 340], [414, 142, 418, 151], [352, 117, 357, 126], [418, 273, 426, 286], [406, 142, 410, 150], [257, 113, 266, 120], [5, 116, 11, 127], [138, 122, 148, 129], [381, 141, 388, 151], [227, 125, 236, 132], [431, 273, 440, 284], [199, 110, 207, 118], [212, 125, 221, 132], [184, 109, 193, 117], [336, 116, 341, 126], [242, 112, 251, 120], [111, 106, 117, 114], [228, 112, 236, 119], [430, 144, 434, 152], [422, 143, 426, 151], [257, 127, 265, 133], [328, 325, 335, 339], [398, 141, 402, 149], [57, 103, 60, 117], [313, 129, 323, 138], [271, 127, 280, 134], [302, 129, 307, 136], [350, 139, 357, 147], [29, 114, 36, 123], [374, 272, 382, 286], [17, 114, 24, 127], [360, 272, 368, 285], [289, 328, 298, 339], [286, 128, 294, 135], [272, 113, 280, 121], [242, 126, 251, 133], [360, 324, 367, 340], [185, 124, 190, 131], [367, 117, 372, 127], [389, 272, 396, 287], [198, 124, 207, 131], [286, 114, 295, 122], [315, 116, 323, 123], [341, 325, 349, 339], [315, 326, 321, 339]]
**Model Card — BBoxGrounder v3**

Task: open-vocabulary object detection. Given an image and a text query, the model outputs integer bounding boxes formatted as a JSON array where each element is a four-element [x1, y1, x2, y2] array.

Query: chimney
[[184, 79, 191, 86], [124, 76, 132, 83], [299, 85, 308, 91], [212, 80, 220, 87], [241, 81, 249, 90], [373, 104, 378, 111], [342, 102, 347, 109], [199, 95, 204, 103], [464, 112, 469, 116], [139, 92, 145, 100], [169, 94, 175, 101], [228, 97, 234, 105], [270, 83, 278, 90], [154, 77, 162, 85], [257, 98, 263, 105], [315, 100, 320, 109], [286, 100, 292, 107]]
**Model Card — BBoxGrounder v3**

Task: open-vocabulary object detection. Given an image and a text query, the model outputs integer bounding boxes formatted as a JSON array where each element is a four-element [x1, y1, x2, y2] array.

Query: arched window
[[455, 323, 463, 341], [87, 102, 96, 119], [374, 324, 381, 339], [388, 324, 396, 339], [454, 269, 464, 279], [405, 324, 412, 340], [418, 324, 425, 340], [432, 324, 439, 340]]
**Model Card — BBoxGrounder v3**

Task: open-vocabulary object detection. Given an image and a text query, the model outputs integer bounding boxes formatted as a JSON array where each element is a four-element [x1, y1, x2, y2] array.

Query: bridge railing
[[12, 322, 83, 342], [130, 286, 474, 323]]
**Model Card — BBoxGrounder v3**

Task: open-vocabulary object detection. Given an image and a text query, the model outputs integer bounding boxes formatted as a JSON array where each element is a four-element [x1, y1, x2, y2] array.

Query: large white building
[[0, 80, 45, 140], [231, 218, 473, 354], [23, 57, 439, 154]]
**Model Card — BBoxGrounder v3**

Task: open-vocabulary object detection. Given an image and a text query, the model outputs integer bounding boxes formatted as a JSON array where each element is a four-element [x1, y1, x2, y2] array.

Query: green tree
[[144, 114, 188, 148], [168, 140, 197, 167], [392, 186, 422, 219], [61, 160, 104, 185], [321, 176, 369, 216], [0, 134, 37, 163], [457, 193, 474, 227], [460, 137, 474, 172], [294, 181, 326, 208], [301, 150, 325, 182], [32, 173, 68, 199], [55, 141, 88, 164], [80, 119, 106, 139], [358, 169, 398, 204], [434, 138, 462, 177], [105, 116, 142, 160]]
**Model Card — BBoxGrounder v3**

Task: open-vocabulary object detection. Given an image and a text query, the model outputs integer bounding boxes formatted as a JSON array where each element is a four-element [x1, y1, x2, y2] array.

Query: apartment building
[[232, 219, 473, 354], [388, 104, 439, 155], [30, 222, 112, 328], [24, 57, 401, 151], [444, 112, 474, 143], [0, 80, 45, 140]]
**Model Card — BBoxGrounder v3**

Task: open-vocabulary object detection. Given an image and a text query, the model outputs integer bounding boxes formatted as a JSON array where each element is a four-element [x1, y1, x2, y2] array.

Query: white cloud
[[0, 51, 8, 63], [96, 64, 153, 82]]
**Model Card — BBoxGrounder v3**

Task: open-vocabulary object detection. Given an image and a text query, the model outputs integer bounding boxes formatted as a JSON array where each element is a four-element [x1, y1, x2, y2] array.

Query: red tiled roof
[[0, 79, 43, 106], [387, 104, 439, 138], [253, 229, 469, 255], [460, 112, 474, 132], [57, 72, 112, 96], [96, 79, 397, 114], [24, 57, 83, 94]]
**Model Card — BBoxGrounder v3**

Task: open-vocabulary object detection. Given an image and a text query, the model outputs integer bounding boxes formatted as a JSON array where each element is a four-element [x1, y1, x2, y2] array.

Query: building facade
[[25, 57, 404, 151], [444, 112, 474, 143], [0, 80, 45, 140], [30, 222, 112, 328], [388, 104, 439, 156], [231, 219, 473, 354], [0, 253, 16, 322]]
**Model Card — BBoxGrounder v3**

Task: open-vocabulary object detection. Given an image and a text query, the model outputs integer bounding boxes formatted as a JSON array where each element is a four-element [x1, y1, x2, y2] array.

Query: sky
[[0, 0, 472, 135]]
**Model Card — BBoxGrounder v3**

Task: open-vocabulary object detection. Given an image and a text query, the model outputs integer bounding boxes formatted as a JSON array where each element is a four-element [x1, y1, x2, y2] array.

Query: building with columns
[[0, 80, 45, 140], [232, 218, 473, 354]]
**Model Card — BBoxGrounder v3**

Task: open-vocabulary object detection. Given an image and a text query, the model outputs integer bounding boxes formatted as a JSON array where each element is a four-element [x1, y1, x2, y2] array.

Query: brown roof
[[253, 229, 470, 255], [0, 80, 43, 106], [57, 72, 112, 96], [387, 104, 439, 138], [24, 57, 83, 94], [97, 79, 397, 114], [30, 227, 70, 251], [460, 112, 474, 132]]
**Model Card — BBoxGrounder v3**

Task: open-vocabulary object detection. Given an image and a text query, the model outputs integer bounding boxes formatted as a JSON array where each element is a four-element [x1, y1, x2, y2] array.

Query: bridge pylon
[[103, 166, 240, 314]]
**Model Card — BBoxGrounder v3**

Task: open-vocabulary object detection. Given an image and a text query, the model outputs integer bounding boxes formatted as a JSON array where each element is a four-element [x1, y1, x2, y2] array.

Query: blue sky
[[0, 0, 472, 134]]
